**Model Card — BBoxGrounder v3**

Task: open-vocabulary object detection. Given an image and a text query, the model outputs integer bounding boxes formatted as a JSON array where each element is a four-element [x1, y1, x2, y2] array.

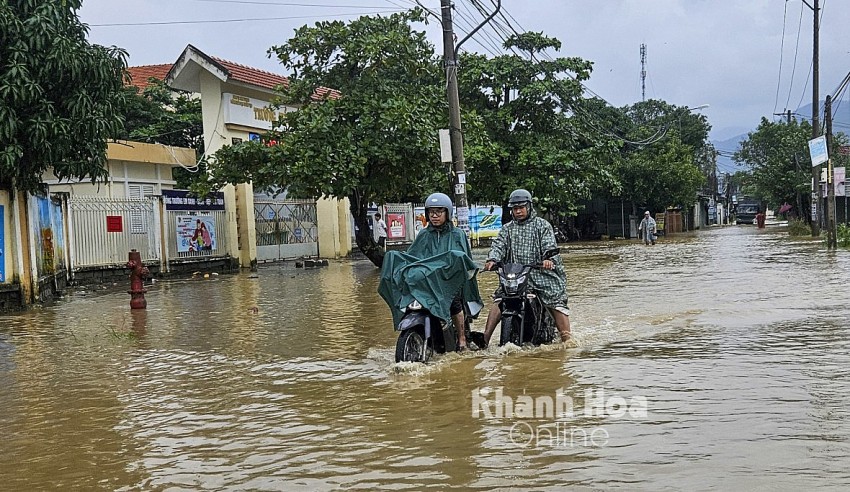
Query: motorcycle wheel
[[499, 316, 521, 347], [534, 310, 558, 344], [395, 329, 429, 363]]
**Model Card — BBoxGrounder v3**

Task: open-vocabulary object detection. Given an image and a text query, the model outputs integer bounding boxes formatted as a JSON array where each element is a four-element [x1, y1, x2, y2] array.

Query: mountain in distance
[[709, 100, 850, 175]]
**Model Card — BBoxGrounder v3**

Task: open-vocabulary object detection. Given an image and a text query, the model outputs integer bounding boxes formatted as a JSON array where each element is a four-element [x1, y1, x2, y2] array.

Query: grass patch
[[787, 219, 811, 236]]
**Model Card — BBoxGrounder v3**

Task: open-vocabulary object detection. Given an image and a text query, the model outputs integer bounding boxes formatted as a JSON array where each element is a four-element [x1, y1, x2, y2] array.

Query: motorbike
[[395, 299, 485, 363], [490, 248, 561, 347]]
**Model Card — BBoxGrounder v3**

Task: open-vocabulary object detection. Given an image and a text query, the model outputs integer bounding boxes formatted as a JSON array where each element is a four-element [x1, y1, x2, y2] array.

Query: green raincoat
[[378, 221, 483, 327]]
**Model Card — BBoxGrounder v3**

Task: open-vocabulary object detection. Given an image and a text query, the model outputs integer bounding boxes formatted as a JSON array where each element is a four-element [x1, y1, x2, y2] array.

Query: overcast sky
[[79, 0, 850, 147]]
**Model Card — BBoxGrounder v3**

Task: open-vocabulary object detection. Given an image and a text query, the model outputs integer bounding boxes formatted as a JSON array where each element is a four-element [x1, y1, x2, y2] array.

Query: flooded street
[[1, 226, 849, 490]]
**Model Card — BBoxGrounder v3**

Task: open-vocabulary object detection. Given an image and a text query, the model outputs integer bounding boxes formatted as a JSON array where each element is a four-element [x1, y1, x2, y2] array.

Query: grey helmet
[[425, 192, 453, 218], [508, 188, 532, 208]]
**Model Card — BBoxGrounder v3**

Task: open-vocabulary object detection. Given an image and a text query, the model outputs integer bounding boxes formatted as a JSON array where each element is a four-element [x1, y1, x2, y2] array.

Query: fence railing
[[254, 199, 318, 246], [67, 196, 160, 267], [66, 195, 231, 271]]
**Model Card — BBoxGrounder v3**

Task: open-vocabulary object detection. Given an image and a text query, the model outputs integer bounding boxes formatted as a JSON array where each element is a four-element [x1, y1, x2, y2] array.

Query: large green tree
[[617, 99, 710, 212], [733, 117, 815, 221], [0, 0, 128, 193], [202, 10, 484, 266], [457, 33, 620, 219], [120, 79, 204, 188]]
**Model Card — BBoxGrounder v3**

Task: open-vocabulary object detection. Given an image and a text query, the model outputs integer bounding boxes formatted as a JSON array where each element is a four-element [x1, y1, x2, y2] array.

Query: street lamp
[[686, 104, 710, 111]]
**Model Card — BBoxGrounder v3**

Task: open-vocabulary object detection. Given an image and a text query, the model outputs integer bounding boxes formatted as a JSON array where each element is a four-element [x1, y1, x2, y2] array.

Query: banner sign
[[163, 190, 225, 211], [809, 136, 828, 167], [176, 215, 217, 253], [387, 213, 406, 239], [469, 205, 502, 239]]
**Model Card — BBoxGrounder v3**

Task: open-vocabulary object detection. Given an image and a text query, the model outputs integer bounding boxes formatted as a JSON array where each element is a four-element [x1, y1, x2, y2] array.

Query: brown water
[[1, 226, 848, 490]]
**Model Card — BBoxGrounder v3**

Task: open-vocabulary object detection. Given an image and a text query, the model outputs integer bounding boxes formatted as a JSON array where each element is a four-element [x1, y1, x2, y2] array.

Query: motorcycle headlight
[[407, 299, 422, 310]]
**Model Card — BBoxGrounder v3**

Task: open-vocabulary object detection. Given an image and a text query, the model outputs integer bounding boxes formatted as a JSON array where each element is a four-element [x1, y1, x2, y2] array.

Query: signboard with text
[[106, 215, 123, 233], [222, 93, 296, 131], [387, 213, 406, 239], [809, 135, 828, 166], [162, 190, 225, 211]]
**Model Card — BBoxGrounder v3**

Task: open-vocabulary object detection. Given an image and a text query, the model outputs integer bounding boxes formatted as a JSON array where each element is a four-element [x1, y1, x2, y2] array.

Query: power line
[[773, 0, 789, 115], [191, 0, 390, 7], [90, 9, 404, 26], [782, 2, 805, 114], [463, 0, 671, 145]]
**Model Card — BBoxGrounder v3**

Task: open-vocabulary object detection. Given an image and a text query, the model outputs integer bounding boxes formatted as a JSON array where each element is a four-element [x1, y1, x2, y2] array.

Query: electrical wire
[[462, 0, 671, 145], [772, 0, 789, 115], [191, 0, 389, 7], [782, 2, 805, 115], [90, 9, 404, 26]]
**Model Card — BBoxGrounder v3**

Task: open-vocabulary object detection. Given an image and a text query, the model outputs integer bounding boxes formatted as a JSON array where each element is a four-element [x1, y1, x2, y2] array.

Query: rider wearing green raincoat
[[378, 193, 482, 350]]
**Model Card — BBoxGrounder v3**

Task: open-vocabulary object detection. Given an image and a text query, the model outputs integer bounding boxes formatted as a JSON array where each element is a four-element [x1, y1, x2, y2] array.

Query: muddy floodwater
[[1, 226, 848, 490]]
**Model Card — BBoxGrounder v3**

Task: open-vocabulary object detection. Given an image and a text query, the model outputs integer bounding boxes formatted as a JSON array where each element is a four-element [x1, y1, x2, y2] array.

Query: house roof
[[125, 64, 172, 91], [164, 44, 339, 100]]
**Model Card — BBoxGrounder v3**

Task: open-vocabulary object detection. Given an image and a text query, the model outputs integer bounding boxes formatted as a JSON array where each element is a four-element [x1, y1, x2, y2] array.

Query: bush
[[838, 224, 850, 248], [787, 219, 811, 236]]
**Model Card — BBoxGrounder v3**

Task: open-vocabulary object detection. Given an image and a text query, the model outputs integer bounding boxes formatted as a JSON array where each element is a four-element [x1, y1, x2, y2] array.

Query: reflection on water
[[1, 226, 849, 489]]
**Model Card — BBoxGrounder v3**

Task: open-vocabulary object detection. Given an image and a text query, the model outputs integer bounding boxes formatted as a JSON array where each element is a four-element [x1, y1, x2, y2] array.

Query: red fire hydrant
[[127, 249, 150, 309]]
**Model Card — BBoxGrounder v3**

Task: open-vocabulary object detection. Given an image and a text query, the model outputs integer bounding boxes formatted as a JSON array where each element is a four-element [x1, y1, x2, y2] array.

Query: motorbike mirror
[[543, 248, 561, 259]]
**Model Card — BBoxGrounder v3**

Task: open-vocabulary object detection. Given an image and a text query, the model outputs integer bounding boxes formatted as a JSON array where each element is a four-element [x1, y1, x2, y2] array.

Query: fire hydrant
[[127, 249, 150, 309]]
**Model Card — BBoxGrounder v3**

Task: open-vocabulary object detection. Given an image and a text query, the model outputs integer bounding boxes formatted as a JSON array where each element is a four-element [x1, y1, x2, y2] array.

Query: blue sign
[[809, 136, 828, 166], [0, 204, 4, 283], [162, 189, 226, 211]]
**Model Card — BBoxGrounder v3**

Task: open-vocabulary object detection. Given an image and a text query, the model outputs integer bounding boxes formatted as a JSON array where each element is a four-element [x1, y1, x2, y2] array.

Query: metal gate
[[254, 199, 318, 261], [67, 196, 160, 268]]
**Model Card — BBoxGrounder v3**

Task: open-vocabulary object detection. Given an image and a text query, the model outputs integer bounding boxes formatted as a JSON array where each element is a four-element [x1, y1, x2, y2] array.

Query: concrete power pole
[[810, 0, 821, 237], [640, 43, 647, 102], [440, 0, 470, 232], [825, 95, 837, 248]]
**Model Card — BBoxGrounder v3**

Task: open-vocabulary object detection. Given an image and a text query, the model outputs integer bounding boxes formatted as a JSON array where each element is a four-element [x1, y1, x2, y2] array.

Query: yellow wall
[[43, 141, 191, 197], [317, 197, 353, 258]]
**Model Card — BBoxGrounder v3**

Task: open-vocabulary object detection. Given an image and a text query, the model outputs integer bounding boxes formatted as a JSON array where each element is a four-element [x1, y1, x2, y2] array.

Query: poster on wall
[[0, 204, 5, 283], [50, 198, 65, 271], [34, 196, 55, 275], [176, 215, 217, 253], [387, 213, 406, 239], [469, 205, 502, 240], [413, 207, 427, 236]]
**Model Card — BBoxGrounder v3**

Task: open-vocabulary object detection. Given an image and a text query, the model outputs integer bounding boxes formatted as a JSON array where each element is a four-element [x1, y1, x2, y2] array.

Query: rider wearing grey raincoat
[[482, 189, 571, 344]]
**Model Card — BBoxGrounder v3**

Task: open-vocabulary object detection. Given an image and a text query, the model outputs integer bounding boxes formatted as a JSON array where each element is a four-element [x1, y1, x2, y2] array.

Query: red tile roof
[[211, 57, 340, 100], [129, 53, 339, 100], [125, 64, 172, 91], [212, 57, 289, 91]]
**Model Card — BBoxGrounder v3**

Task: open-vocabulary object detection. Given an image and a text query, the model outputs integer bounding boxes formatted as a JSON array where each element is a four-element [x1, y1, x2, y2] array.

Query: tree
[[617, 99, 710, 212], [733, 117, 815, 221], [120, 79, 204, 188], [202, 10, 489, 266], [0, 0, 128, 193], [457, 33, 620, 219]]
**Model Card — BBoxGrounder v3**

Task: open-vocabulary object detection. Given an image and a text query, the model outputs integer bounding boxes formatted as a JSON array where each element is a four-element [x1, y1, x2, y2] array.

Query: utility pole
[[806, 0, 821, 236], [440, 0, 469, 232], [439, 0, 501, 233], [640, 43, 647, 102], [825, 95, 837, 248]]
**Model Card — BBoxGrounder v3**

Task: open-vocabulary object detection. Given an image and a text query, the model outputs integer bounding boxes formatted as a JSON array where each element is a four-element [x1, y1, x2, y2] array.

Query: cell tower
[[640, 43, 647, 101]]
